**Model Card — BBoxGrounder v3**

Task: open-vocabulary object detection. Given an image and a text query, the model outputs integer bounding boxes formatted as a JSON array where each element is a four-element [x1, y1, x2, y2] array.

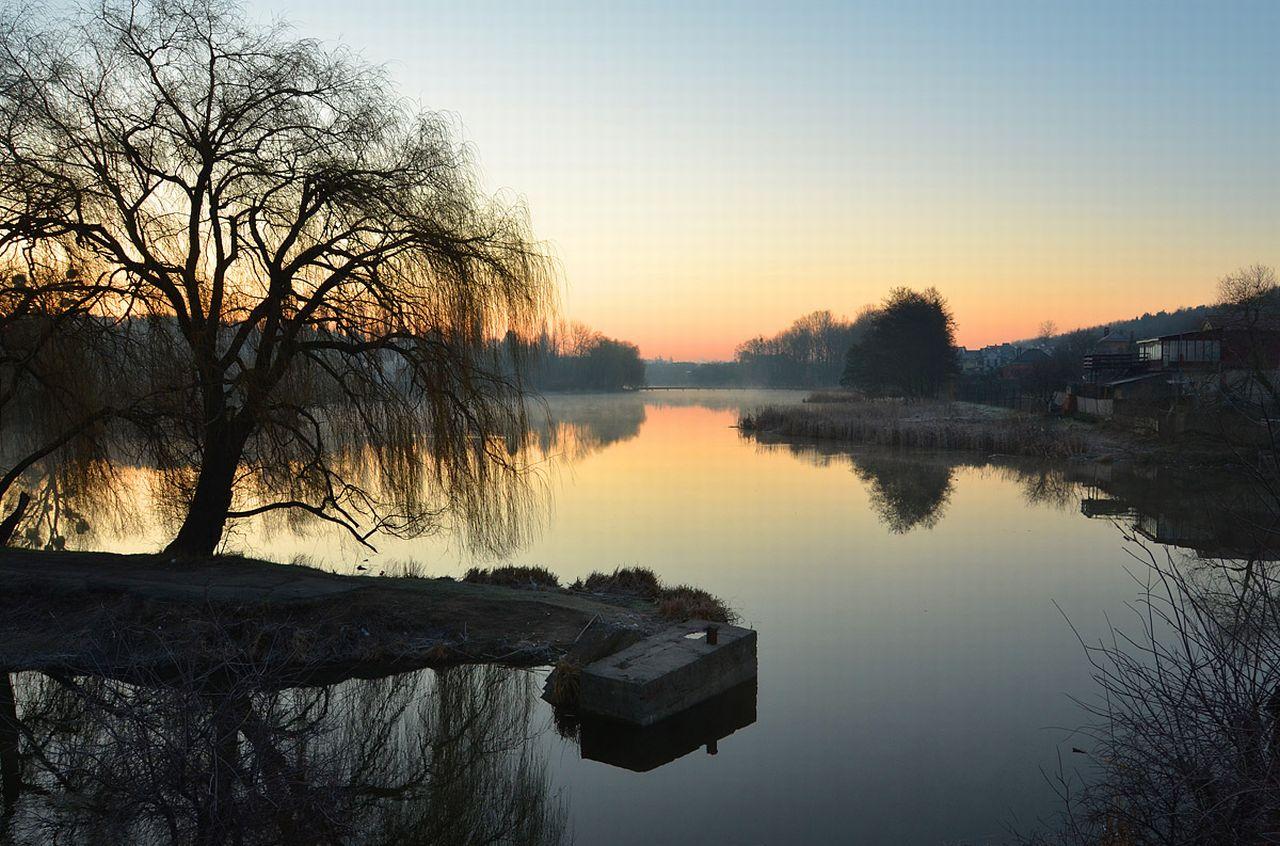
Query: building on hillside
[[999, 347, 1050, 380], [1082, 329, 1137, 384], [979, 343, 1021, 371], [1064, 324, 1280, 414], [1133, 326, 1280, 406], [958, 347, 985, 374]]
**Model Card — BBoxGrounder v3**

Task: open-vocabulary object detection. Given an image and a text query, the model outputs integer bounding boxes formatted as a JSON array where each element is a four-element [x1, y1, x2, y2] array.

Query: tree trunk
[[0, 673, 18, 819], [0, 493, 30, 547], [163, 421, 250, 558]]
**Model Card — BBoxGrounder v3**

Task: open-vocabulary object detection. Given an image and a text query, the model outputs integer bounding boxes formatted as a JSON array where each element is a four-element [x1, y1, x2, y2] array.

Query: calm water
[[13, 389, 1247, 844]]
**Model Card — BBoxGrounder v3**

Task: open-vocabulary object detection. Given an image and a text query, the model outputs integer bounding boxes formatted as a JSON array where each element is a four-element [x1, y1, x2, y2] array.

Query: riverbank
[[738, 394, 1241, 467], [0, 550, 707, 682]]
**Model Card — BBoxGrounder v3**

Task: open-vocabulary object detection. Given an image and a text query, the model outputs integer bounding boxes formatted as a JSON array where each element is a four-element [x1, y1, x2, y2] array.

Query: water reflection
[[0, 665, 566, 845], [528, 394, 647, 460], [16, 390, 1280, 843], [563, 678, 757, 773], [851, 455, 955, 533], [1072, 463, 1280, 562], [754, 433, 1280, 562]]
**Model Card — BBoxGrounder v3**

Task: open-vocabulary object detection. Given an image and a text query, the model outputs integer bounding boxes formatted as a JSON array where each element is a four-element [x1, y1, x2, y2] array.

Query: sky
[[250, 0, 1279, 360]]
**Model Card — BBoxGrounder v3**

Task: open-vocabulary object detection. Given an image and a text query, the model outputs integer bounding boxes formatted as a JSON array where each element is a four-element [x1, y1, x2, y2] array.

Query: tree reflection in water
[[849, 454, 955, 533], [753, 440, 963, 534], [0, 663, 565, 845]]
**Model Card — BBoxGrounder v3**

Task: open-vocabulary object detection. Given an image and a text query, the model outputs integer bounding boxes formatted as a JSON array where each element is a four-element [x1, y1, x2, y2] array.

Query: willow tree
[[0, 255, 122, 546], [0, 0, 553, 556]]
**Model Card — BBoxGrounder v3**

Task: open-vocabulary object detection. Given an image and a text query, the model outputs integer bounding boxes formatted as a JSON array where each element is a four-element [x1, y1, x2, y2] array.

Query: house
[[1082, 329, 1137, 384], [1134, 326, 1280, 371], [1135, 326, 1280, 401], [979, 343, 1020, 371], [999, 347, 1050, 380], [958, 347, 985, 374]]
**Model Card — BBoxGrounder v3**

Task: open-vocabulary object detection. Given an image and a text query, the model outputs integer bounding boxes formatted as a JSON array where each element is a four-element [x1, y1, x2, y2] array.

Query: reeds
[[740, 397, 1091, 459]]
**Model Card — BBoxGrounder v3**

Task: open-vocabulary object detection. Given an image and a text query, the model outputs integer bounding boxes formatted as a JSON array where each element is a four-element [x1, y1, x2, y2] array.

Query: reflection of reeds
[[740, 398, 1092, 459]]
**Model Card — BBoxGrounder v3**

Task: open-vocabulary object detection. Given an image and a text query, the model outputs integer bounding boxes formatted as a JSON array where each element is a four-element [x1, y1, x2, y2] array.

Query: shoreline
[[0, 549, 672, 683], [738, 394, 1248, 470]]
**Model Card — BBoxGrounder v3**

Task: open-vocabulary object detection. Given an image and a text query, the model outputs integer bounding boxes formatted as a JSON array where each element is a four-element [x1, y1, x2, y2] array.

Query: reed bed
[[740, 397, 1093, 459]]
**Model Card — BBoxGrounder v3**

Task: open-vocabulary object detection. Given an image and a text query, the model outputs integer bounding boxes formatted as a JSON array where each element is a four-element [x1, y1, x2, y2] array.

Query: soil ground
[[0, 549, 661, 681]]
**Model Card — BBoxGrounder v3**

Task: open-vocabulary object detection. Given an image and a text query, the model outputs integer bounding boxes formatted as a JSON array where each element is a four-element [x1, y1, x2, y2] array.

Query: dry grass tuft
[[656, 585, 737, 624], [383, 559, 429, 579], [545, 657, 582, 707], [574, 566, 661, 599], [572, 566, 736, 624], [463, 565, 561, 589]]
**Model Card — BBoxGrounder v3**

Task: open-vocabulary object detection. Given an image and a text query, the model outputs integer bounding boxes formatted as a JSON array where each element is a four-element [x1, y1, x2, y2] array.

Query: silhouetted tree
[[841, 288, 958, 397], [1212, 264, 1280, 415], [0, 0, 553, 556]]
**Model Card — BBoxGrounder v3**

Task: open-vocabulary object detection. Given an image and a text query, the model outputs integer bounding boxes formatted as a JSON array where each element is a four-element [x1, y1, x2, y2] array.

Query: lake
[[10, 389, 1251, 844]]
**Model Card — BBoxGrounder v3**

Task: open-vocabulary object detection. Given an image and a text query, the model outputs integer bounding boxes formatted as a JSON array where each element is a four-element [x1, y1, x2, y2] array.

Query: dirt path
[[0, 550, 659, 680]]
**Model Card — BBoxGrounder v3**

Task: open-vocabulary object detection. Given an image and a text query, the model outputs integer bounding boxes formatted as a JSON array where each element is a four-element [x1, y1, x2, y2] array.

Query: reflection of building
[[1079, 477, 1280, 562]]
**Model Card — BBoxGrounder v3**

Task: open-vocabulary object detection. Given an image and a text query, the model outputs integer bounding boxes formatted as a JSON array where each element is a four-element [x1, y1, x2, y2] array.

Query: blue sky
[[243, 1, 1279, 354]]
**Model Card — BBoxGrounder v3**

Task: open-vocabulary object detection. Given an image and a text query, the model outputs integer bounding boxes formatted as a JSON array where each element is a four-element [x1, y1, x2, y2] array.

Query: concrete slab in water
[[578, 619, 757, 727]]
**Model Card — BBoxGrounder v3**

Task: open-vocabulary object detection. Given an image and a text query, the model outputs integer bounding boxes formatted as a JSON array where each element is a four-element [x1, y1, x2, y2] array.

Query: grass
[[458, 564, 737, 623], [383, 559, 429, 579], [571, 566, 737, 624], [575, 566, 661, 599], [740, 395, 1097, 459], [463, 565, 561, 589]]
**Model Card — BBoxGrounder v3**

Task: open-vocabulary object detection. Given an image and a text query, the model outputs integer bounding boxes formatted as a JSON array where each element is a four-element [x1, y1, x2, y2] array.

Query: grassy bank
[[464, 564, 736, 624], [0, 550, 733, 681], [739, 395, 1121, 460]]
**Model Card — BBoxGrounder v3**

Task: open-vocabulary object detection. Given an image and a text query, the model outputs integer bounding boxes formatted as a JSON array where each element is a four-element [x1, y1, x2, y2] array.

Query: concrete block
[[577, 619, 757, 727]]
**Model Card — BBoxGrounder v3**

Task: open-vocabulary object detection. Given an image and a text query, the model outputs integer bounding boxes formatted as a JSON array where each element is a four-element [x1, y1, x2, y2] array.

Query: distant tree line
[[644, 359, 744, 388], [1026, 303, 1215, 350], [735, 310, 874, 387], [507, 323, 645, 392], [647, 302, 954, 392], [646, 310, 871, 388]]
